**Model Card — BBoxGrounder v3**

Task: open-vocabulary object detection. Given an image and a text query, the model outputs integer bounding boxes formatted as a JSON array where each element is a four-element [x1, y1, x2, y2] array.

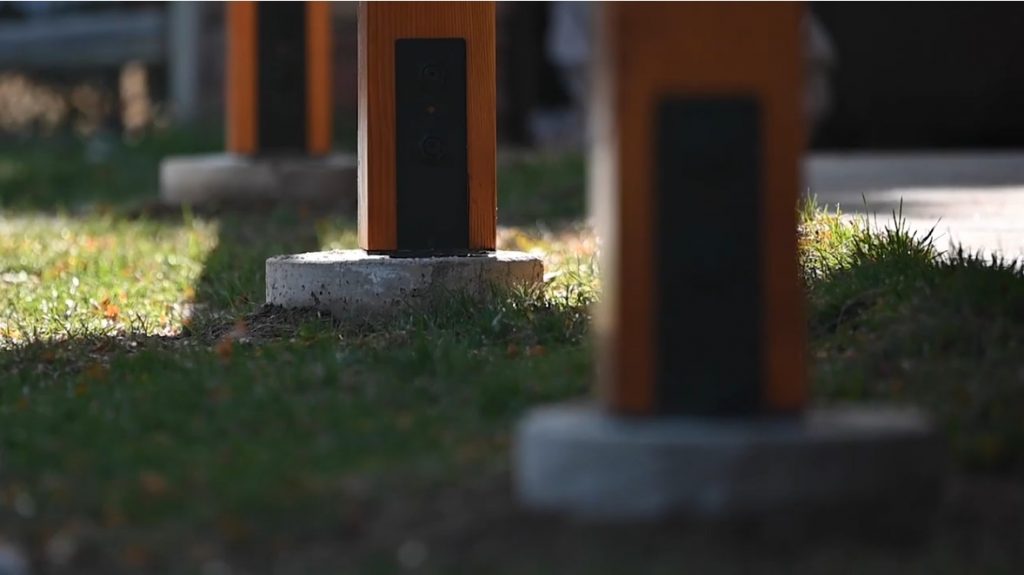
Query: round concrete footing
[[266, 250, 544, 321], [159, 152, 357, 210], [514, 402, 946, 525]]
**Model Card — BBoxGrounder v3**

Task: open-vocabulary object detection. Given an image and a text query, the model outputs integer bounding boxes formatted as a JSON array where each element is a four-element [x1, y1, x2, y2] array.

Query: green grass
[[0, 130, 221, 214], [1, 134, 1023, 572], [497, 152, 586, 223], [803, 200, 1024, 472]]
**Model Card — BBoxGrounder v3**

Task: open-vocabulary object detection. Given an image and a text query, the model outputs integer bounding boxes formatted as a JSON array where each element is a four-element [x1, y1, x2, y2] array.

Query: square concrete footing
[[159, 152, 357, 210], [266, 250, 544, 321], [514, 402, 946, 531]]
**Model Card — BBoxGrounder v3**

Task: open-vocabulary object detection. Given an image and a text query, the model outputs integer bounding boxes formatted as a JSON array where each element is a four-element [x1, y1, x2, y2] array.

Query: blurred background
[[2, 2, 1024, 149], [2, 5, 1024, 572]]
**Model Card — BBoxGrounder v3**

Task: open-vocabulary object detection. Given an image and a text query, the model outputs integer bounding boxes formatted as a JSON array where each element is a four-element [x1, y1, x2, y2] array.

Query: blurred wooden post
[[357, 1, 497, 253], [593, 3, 806, 416], [516, 4, 942, 524], [226, 1, 333, 156]]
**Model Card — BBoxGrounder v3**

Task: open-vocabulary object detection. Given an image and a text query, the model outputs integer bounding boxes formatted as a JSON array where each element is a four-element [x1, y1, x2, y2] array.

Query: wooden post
[[593, 3, 806, 416], [357, 1, 497, 253], [226, 1, 333, 156]]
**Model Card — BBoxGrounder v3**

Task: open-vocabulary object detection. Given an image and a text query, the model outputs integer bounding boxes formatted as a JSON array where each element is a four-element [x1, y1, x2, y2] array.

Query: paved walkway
[[806, 152, 1024, 259]]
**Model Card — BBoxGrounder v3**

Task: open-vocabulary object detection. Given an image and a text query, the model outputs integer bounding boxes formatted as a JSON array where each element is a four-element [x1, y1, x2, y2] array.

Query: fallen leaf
[[217, 514, 251, 542], [98, 298, 120, 320], [138, 471, 169, 496], [207, 385, 232, 403], [83, 362, 109, 381], [227, 319, 249, 340], [213, 338, 233, 360], [102, 505, 126, 528], [119, 544, 151, 568]]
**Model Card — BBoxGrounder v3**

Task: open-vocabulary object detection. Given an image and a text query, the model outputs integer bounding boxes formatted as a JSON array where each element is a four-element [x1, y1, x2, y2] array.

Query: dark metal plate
[[395, 38, 469, 251], [655, 97, 762, 415], [257, 2, 307, 153]]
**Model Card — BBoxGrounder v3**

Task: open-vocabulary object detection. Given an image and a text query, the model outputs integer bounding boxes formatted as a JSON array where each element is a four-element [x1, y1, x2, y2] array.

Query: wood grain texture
[[226, 1, 257, 154], [358, 1, 497, 251], [306, 1, 333, 155], [594, 2, 807, 414]]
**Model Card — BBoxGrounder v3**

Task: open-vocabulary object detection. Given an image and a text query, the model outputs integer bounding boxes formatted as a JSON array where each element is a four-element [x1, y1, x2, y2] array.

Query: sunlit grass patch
[[0, 214, 217, 345]]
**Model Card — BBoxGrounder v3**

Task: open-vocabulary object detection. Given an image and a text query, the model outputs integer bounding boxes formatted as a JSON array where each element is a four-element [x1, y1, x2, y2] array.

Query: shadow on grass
[[188, 209, 325, 322], [0, 285, 594, 573], [0, 132, 594, 571]]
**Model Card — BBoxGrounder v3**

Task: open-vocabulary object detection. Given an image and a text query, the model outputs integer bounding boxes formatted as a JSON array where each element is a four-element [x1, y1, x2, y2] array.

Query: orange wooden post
[[226, 1, 257, 155], [357, 1, 497, 253], [226, 1, 333, 156], [306, 1, 334, 155], [593, 2, 806, 416], [265, 1, 539, 321]]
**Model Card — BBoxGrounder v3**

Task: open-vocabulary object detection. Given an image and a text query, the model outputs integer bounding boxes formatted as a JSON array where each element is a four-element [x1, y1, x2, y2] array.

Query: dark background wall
[[812, 2, 1024, 150]]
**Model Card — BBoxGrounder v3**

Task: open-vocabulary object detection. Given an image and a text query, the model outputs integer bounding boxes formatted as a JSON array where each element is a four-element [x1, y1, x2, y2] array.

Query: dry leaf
[[213, 319, 250, 360], [83, 362, 108, 381], [227, 319, 249, 340], [138, 471, 169, 496], [207, 385, 232, 403], [213, 338, 233, 360], [120, 544, 151, 568], [102, 504, 126, 528], [98, 297, 120, 320], [217, 514, 251, 542]]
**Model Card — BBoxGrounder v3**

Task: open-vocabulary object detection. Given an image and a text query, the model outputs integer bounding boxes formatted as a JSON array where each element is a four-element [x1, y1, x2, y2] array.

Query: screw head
[[420, 64, 446, 91], [420, 136, 445, 161]]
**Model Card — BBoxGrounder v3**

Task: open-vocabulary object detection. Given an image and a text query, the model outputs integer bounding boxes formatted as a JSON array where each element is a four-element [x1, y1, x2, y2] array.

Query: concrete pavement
[[806, 152, 1024, 259]]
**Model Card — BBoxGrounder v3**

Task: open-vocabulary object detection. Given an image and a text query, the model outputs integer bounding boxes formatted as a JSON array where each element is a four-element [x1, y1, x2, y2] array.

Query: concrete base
[[159, 152, 357, 209], [515, 402, 945, 525], [266, 250, 543, 321]]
